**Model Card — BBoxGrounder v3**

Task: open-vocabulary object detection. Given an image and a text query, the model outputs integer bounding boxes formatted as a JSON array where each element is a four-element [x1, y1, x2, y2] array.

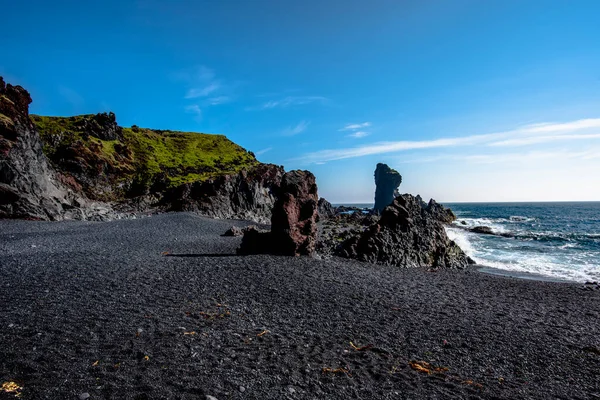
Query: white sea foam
[[452, 217, 509, 234], [509, 215, 536, 222], [446, 226, 600, 283], [475, 257, 599, 283], [445, 227, 477, 256]]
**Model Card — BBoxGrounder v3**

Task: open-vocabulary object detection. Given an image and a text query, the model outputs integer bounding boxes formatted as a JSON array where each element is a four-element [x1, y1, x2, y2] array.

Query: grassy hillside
[[31, 114, 259, 199]]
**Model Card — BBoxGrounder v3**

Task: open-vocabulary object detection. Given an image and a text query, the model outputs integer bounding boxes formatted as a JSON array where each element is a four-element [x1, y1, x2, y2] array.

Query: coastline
[[1, 213, 598, 399], [475, 265, 573, 283]]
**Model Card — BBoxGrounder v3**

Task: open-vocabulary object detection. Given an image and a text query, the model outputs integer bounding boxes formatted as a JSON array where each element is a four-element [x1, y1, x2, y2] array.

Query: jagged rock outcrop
[[238, 170, 319, 256], [336, 194, 473, 268], [373, 163, 402, 213], [160, 164, 284, 223], [78, 112, 123, 141], [317, 197, 335, 219], [0, 77, 80, 220]]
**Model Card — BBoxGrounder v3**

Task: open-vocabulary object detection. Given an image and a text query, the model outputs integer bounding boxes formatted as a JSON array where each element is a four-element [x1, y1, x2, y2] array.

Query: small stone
[[79, 393, 90, 400], [205, 396, 219, 400], [239, 386, 246, 393], [288, 387, 296, 394]]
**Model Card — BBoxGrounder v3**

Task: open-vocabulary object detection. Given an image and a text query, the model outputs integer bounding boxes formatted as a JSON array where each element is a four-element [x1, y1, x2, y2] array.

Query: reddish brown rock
[[271, 170, 319, 255], [238, 170, 319, 256]]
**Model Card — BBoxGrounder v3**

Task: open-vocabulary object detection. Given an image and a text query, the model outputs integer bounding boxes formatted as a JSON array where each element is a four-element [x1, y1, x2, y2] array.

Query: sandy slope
[[0, 213, 598, 399]]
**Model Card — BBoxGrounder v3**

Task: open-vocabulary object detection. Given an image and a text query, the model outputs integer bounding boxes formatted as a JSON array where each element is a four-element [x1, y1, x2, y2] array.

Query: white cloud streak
[[293, 118, 600, 164], [282, 121, 310, 136], [174, 65, 232, 108], [184, 104, 202, 121], [255, 147, 273, 156], [340, 122, 371, 131], [401, 148, 600, 165], [208, 96, 231, 105], [185, 82, 220, 99], [489, 133, 600, 147], [259, 96, 328, 110], [347, 131, 370, 138]]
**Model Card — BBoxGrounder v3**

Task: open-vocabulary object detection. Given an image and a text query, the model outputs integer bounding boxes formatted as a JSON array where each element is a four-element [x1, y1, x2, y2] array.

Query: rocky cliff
[[0, 77, 111, 220], [159, 164, 284, 223], [0, 77, 283, 222], [373, 163, 402, 213]]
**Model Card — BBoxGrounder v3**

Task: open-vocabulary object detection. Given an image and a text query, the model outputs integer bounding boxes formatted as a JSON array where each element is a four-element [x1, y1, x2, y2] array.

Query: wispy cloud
[[340, 122, 371, 131], [177, 67, 220, 99], [341, 122, 372, 138], [174, 65, 233, 120], [185, 82, 220, 99], [255, 147, 273, 156], [184, 104, 202, 121], [401, 148, 600, 165], [282, 121, 310, 136], [173, 66, 220, 99], [347, 131, 370, 138], [489, 133, 600, 147], [208, 96, 231, 105], [255, 96, 328, 110], [293, 118, 600, 164]]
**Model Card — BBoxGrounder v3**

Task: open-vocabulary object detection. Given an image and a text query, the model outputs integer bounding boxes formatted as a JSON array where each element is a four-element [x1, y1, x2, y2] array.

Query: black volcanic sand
[[0, 213, 599, 400]]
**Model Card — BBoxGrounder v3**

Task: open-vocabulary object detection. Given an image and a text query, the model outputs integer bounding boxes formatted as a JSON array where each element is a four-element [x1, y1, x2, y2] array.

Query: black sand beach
[[1, 213, 599, 399]]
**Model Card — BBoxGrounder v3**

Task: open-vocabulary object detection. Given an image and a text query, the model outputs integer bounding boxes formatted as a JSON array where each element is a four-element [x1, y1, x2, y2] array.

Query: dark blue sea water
[[338, 202, 600, 282], [445, 202, 600, 282]]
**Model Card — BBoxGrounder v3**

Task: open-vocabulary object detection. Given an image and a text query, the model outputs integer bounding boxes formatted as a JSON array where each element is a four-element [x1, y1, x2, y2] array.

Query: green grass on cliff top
[[31, 114, 259, 187]]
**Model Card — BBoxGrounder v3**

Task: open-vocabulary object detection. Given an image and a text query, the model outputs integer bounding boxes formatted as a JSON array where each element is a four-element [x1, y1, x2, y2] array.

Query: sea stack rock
[[238, 170, 319, 256], [336, 194, 473, 269], [373, 163, 402, 214]]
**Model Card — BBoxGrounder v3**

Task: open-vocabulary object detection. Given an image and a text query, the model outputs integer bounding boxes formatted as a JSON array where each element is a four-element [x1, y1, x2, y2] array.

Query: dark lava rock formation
[[373, 163, 402, 213], [238, 170, 319, 256], [78, 111, 123, 141], [160, 164, 284, 224], [317, 197, 335, 220], [470, 226, 494, 235], [336, 195, 473, 268]]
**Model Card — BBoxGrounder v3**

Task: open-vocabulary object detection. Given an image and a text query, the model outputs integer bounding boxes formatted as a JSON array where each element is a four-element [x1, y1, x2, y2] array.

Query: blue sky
[[2, 0, 600, 202]]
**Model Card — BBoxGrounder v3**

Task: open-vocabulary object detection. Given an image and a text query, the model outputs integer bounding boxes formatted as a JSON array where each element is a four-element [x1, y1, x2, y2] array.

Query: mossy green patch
[[122, 127, 258, 177], [30, 114, 259, 199]]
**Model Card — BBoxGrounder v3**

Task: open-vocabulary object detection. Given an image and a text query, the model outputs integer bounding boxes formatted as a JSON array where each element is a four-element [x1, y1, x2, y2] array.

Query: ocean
[[336, 202, 600, 283]]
